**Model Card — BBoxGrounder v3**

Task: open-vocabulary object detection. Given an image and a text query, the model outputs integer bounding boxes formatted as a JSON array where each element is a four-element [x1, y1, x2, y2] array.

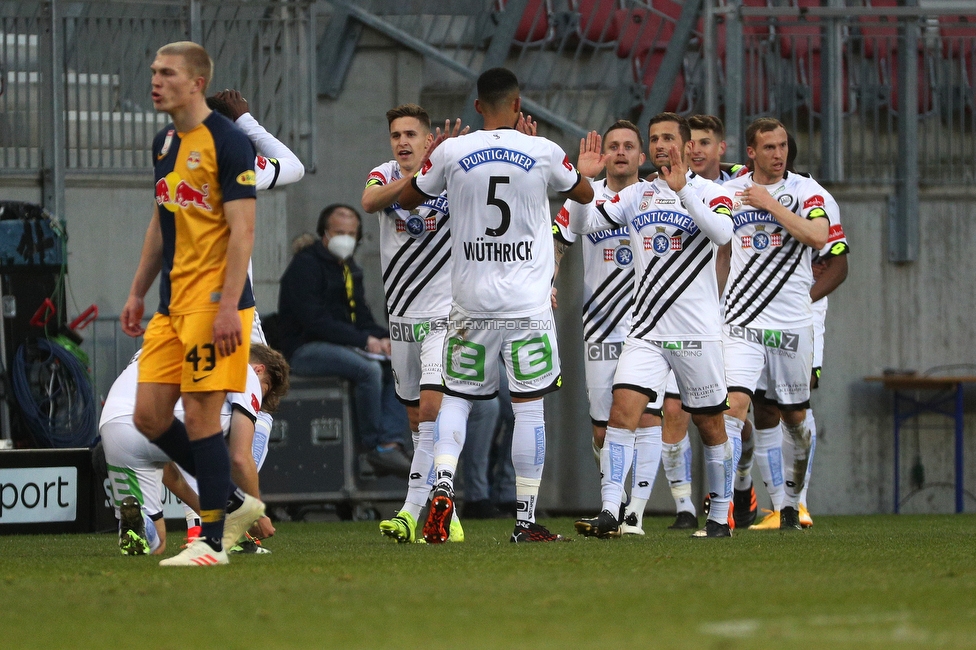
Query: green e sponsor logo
[[446, 338, 486, 382], [511, 334, 554, 381]]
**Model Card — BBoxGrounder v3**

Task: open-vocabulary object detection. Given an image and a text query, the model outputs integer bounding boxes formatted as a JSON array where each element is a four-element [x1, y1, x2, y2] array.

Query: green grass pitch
[[2, 515, 975, 649]]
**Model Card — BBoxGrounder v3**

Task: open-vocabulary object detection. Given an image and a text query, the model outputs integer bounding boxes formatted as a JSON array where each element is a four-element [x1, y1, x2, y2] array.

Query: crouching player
[[100, 344, 289, 555]]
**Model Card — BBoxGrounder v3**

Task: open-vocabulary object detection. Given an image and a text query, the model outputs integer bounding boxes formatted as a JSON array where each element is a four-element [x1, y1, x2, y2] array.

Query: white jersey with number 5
[[413, 129, 581, 318]]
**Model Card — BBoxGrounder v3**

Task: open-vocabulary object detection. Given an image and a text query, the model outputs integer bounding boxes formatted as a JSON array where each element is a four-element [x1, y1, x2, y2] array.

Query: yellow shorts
[[138, 307, 254, 393]]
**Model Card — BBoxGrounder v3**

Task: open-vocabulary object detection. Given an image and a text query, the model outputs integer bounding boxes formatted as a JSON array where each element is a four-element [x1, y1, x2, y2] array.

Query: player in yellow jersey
[[120, 41, 264, 567]]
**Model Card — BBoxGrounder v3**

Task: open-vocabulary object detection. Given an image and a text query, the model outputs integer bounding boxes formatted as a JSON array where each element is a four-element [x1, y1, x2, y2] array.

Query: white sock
[[782, 416, 812, 509], [630, 426, 662, 501], [725, 414, 743, 480], [624, 425, 662, 528], [735, 422, 755, 491], [401, 425, 434, 521], [754, 424, 786, 510], [433, 396, 471, 488], [511, 400, 546, 521], [144, 514, 161, 553], [662, 435, 695, 515], [798, 410, 817, 506], [703, 440, 734, 524], [601, 426, 635, 514], [625, 496, 647, 528], [592, 437, 601, 469]]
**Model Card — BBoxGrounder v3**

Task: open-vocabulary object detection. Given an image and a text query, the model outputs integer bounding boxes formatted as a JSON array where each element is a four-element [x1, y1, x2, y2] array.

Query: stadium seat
[[615, 8, 675, 60], [937, 15, 976, 113], [569, 0, 621, 45], [636, 50, 688, 113], [496, 0, 552, 46], [857, 5, 932, 113]]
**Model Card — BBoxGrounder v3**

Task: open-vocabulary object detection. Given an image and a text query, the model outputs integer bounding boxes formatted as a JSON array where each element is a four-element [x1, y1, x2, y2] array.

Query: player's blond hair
[[249, 344, 290, 414], [157, 41, 213, 92]]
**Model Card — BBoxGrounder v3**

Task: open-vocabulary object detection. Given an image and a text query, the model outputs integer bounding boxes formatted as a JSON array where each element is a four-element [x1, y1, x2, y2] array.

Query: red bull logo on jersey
[[155, 172, 213, 211], [186, 151, 201, 170]]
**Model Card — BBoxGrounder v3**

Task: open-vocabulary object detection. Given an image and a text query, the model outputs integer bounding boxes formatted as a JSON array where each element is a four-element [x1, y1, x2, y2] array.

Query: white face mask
[[327, 234, 356, 260]]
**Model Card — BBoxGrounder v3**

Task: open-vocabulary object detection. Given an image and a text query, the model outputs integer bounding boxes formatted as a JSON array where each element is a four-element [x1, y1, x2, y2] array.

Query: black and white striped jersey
[[572, 174, 734, 340], [722, 171, 832, 329], [366, 161, 452, 318], [554, 179, 634, 343]]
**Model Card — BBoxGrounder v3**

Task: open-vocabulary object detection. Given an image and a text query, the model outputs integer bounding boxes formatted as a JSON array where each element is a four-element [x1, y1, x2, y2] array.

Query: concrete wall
[[4, 25, 976, 516]]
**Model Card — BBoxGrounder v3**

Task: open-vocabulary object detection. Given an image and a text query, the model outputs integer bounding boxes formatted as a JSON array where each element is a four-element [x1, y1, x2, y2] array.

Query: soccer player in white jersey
[[720, 118, 830, 531], [739, 134, 850, 529], [206, 89, 305, 347], [656, 114, 747, 530], [99, 343, 289, 555], [360, 103, 463, 544], [572, 112, 737, 538], [552, 120, 663, 535], [399, 67, 594, 543]]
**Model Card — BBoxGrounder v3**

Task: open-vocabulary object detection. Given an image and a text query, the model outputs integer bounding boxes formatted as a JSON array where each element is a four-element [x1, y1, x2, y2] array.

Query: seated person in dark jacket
[[278, 203, 411, 477]]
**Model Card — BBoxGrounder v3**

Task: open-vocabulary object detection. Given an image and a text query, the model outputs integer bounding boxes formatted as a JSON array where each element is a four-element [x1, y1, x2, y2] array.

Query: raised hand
[[659, 143, 688, 192], [214, 89, 248, 121], [419, 118, 469, 172], [576, 130, 607, 179], [516, 112, 537, 136]]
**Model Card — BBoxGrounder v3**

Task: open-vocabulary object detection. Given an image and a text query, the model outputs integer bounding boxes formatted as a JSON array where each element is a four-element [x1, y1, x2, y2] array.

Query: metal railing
[[0, 0, 315, 175], [719, 2, 976, 185], [328, 0, 698, 140], [334, 0, 976, 186]]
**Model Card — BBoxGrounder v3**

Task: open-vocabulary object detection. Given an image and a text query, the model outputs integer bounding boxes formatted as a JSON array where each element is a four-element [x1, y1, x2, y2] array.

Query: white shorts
[[583, 340, 624, 424], [442, 307, 561, 399], [612, 337, 727, 414], [665, 370, 679, 398], [100, 418, 169, 517], [724, 323, 814, 409], [389, 314, 448, 404]]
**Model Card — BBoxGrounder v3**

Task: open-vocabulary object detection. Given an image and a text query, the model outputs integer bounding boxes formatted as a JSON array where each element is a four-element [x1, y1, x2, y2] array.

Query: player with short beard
[[720, 118, 830, 531], [552, 120, 664, 535], [572, 113, 737, 539]]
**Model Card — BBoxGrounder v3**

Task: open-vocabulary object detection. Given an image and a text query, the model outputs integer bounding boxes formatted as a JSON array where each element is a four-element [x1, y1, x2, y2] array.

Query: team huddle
[[106, 41, 849, 563]]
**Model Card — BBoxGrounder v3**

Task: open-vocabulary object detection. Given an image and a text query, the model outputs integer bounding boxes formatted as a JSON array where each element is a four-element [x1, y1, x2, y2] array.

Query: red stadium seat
[[637, 50, 687, 113], [570, 0, 621, 44], [615, 8, 675, 60], [857, 2, 930, 113], [496, 0, 551, 46]]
